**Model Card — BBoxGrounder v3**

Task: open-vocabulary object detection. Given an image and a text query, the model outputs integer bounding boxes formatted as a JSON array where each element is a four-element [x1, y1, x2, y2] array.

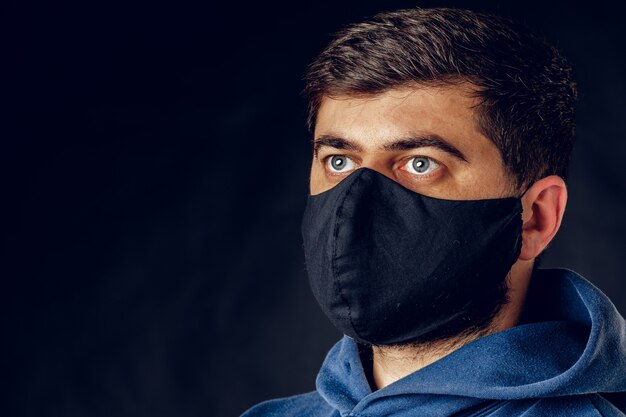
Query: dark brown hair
[[304, 7, 578, 190]]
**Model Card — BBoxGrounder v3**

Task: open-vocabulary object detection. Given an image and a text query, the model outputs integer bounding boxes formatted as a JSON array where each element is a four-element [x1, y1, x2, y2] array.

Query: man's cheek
[[309, 166, 328, 195]]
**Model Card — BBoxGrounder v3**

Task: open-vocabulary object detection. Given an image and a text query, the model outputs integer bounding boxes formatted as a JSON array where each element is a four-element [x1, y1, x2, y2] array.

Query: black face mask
[[301, 168, 525, 346]]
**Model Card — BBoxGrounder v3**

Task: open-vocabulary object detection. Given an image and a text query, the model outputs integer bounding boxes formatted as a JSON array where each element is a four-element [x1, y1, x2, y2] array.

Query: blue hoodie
[[242, 268, 626, 416]]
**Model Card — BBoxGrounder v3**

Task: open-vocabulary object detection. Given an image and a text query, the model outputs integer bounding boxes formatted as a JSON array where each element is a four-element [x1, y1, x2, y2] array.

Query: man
[[243, 7, 626, 416]]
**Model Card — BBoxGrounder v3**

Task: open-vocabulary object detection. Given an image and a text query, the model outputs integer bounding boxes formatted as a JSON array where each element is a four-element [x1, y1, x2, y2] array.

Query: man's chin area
[[370, 319, 499, 359], [369, 292, 511, 359]]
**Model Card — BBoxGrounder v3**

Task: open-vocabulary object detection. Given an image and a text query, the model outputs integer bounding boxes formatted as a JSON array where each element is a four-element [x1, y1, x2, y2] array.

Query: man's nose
[[359, 158, 398, 184]]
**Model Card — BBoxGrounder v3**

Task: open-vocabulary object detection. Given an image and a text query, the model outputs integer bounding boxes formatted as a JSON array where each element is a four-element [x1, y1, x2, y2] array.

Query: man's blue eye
[[327, 155, 356, 173], [407, 156, 439, 175]]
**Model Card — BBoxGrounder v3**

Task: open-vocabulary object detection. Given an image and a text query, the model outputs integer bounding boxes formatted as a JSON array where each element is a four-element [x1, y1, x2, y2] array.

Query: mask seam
[[331, 174, 364, 341]]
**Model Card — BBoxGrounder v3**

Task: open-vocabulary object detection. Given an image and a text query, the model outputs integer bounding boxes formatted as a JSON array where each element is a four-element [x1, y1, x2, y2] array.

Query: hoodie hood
[[316, 268, 626, 416]]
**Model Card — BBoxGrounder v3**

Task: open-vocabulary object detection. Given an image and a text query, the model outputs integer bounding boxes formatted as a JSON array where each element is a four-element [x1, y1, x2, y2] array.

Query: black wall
[[4, 1, 625, 416]]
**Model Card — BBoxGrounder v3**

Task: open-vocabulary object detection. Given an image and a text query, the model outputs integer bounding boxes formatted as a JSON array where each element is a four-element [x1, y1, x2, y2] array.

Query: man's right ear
[[518, 175, 568, 261]]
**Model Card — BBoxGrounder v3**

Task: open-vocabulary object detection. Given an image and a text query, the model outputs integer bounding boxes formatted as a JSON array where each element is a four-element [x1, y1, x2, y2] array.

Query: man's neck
[[371, 261, 534, 389], [371, 328, 490, 388]]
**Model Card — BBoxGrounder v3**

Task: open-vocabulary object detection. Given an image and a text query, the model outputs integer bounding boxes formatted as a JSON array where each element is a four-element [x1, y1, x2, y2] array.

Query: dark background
[[4, 1, 625, 416]]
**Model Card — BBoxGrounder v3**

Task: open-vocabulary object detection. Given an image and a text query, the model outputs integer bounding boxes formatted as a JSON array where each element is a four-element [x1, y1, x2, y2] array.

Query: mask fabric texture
[[301, 168, 524, 345]]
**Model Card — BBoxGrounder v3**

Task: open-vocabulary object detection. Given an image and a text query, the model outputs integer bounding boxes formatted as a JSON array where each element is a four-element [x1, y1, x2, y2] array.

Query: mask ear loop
[[519, 182, 533, 199]]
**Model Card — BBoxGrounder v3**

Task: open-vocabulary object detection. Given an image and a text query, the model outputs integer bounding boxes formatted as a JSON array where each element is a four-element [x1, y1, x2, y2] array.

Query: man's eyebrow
[[382, 134, 469, 163], [313, 135, 364, 157], [313, 133, 469, 163]]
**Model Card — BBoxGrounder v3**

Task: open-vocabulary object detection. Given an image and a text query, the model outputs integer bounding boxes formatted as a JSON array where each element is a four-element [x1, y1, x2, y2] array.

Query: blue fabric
[[242, 268, 626, 416]]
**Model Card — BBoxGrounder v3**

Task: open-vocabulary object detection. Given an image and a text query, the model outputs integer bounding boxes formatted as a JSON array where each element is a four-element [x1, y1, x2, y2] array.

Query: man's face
[[310, 85, 516, 200]]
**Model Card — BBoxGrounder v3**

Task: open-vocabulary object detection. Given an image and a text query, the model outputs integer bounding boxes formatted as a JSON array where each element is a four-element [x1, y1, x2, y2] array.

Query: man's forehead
[[314, 84, 488, 153]]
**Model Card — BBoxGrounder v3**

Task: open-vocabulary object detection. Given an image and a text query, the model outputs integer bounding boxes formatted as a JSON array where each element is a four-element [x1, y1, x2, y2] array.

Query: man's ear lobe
[[518, 175, 568, 261]]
